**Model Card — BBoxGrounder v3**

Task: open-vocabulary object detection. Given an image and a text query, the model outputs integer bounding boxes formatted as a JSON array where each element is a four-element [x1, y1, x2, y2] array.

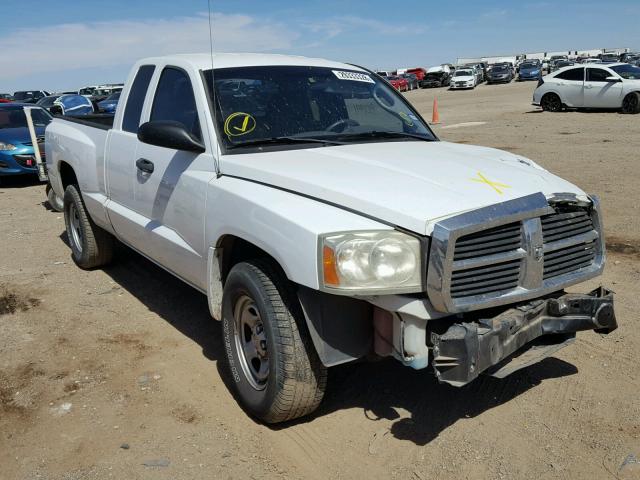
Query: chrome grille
[[450, 223, 523, 297], [427, 193, 605, 313], [542, 207, 598, 280]]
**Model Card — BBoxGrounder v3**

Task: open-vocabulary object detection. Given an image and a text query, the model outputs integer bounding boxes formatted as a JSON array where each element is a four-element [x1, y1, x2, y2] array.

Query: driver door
[[584, 68, 624, 108], [132, 66, 216, 288]]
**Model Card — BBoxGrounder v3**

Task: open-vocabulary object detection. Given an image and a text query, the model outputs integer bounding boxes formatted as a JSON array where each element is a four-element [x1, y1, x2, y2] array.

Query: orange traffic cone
[[431, 98, 441, 124]]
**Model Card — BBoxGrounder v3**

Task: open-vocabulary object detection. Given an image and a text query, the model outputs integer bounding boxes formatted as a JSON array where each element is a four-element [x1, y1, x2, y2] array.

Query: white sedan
[[533, 63, 640, 114], [449, 69, 477, 89]]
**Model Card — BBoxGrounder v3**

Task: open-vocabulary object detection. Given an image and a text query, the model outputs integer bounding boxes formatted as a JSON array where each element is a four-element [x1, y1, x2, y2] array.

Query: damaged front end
[[429, 287, 616, 386]]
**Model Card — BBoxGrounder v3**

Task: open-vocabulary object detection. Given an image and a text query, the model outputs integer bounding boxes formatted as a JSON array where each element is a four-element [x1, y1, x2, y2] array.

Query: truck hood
[[220, 141, 586, 235]]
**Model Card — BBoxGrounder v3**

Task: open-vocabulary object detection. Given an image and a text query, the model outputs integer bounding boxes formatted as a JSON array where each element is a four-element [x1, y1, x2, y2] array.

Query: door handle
[[136, 158, 154, 174]]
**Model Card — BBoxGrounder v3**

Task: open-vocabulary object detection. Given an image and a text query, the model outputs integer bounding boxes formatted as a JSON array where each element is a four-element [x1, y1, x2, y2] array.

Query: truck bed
[[55, 114, 115, 131]]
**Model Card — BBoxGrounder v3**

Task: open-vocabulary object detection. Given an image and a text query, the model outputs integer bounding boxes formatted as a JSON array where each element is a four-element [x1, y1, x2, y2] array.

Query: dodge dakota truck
[[46, 53, 617, 423]]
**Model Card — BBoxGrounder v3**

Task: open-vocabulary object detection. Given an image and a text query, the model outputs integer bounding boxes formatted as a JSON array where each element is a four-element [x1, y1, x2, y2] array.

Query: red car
[[406, 67, 427, 82], [385, 75, 409, 92], [0, 94, 12, 103]]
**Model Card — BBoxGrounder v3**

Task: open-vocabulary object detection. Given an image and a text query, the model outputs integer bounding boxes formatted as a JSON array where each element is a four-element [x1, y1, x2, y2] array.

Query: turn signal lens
[[323, 245, 340, 287]]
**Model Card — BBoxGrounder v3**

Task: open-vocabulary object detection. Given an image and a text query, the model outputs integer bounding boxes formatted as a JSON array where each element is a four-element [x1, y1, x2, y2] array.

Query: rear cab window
[[122, 65, 155, 133]]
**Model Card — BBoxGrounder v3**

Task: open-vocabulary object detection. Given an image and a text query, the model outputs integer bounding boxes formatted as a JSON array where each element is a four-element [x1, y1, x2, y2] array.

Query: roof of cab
[[136, 52, 366, 72]]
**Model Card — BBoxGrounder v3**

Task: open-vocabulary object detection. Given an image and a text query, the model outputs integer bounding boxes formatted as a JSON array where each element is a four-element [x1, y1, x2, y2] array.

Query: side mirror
[[137, 121, 205, 153], [605, 76, 622, 82], [50, 105, 63, 115]]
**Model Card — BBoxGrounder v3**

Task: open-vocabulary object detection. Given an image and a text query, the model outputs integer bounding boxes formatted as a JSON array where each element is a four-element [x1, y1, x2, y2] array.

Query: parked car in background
[[385, 75, 409, 92], [97, 91, 120, 113], [12, 90, 49, 103], [0, 93, 12, 103], [620, 52, 639, 63], [420, 69, 451, 88], [79, 86, 99, 97], [0, 104, 52, 178], [405, 67, 427, 82], [550, 60, 574, 73], [36, 95, 62, 111], [518, 60, 543, 81], [487, 64, 514, 84], [376, 70, 393, 78], [400, 73, 419, 90], [533, 63, 640, 114], [599, 53, 620, 63], [450, 68, 477, 89], [463, 64, 484, 83], [37, 94, 94, 115]]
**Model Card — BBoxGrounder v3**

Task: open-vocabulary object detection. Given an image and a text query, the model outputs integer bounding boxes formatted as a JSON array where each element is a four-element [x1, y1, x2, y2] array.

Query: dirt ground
[[1, 80, 639, 480]]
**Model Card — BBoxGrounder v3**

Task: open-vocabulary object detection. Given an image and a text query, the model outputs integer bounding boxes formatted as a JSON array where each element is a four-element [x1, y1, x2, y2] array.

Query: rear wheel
[[46, 184, 63, 212], [541, 93, 563, 112], [621, 92, 640, 114], [63, 184, 114, 269], [221, 259, 327, 423]]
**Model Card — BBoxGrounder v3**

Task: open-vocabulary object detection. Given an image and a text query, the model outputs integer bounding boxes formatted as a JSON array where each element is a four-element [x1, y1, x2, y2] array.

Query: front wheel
[[541, 93, 563, 112], [221, 259, 327, 423], [621, 92, 640, 114]]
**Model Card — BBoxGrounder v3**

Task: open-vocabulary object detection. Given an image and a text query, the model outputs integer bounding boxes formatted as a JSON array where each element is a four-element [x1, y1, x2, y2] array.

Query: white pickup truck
[[46, 53, 616, 423]]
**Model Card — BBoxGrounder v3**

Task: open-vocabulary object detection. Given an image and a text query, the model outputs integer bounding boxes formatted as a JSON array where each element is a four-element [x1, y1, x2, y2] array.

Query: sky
[[1, 0, 638, 92]]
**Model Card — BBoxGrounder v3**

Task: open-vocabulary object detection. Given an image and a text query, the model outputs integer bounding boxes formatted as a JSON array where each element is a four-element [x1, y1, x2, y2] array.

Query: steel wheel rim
[[68, 203, 83, 253], [233, 294, 269, 390]]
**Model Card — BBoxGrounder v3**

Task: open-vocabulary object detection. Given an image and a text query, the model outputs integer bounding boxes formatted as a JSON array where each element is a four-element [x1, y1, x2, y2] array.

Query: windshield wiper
[[226, 136, 345, 150], [334, 131, 434, 142]]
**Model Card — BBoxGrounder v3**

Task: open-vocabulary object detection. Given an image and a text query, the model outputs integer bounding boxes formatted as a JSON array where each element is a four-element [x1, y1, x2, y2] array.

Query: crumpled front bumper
[[430, 287, 616, 386]]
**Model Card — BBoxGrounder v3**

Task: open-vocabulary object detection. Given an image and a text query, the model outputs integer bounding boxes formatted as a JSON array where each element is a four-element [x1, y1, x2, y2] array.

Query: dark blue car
[[97, 91, 120, 114], [518, 61, 543, 81], [0, 104, 52, 178]]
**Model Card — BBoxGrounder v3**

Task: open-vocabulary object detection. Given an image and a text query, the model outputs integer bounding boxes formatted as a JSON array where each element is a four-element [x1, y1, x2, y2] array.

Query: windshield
[[454, 70, 472, 77], [105, 92, 121, 101], [204, 66, 435, 152], [13, 91, 39, 100], [0, 107, 53, 129], [610, 64, 640, 79], [521, 63, 538, 69], [492, 66, 508, 72]]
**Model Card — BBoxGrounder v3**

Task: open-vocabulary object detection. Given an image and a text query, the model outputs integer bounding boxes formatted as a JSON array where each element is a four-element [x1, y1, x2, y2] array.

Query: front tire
[[63, 184, 114, 269], [221, 259, 327, 423], [621, 92, 640, 114], [541, 93, 563, 112]]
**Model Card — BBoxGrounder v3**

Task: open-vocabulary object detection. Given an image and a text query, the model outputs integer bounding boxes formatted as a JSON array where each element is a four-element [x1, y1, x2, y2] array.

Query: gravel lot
[[1, 80, 639, 480]]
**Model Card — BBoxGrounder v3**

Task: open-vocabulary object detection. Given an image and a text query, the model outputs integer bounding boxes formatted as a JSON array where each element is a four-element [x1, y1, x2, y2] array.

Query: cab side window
[[556, 68, 584, 81], [150, 67, 201, 140], [122, 65, 155, 133], [587, 68, 612, 82]]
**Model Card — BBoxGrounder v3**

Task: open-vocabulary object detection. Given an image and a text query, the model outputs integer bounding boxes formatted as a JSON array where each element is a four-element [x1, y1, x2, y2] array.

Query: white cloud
[[0, 13, 298, 80], [305, 15, 426, 39], [480, 9, 509, 19]]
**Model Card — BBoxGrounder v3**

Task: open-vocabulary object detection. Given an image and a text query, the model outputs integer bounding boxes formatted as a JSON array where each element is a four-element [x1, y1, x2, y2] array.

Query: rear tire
[[221, 259, 327, 423], [63, 184, 114, 269], [541, 93, 563, 112], [46, 184, 64, 212], [621, 92, 640, 114]]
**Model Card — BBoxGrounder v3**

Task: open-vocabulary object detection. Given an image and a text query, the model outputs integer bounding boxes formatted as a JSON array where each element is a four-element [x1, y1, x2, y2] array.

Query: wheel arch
[[206, 234, 373, 367]]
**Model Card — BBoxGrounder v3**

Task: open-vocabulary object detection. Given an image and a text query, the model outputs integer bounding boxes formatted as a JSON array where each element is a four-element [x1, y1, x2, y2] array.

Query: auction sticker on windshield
[[332, 70, 375, 83], [224, 112, 256, 137]]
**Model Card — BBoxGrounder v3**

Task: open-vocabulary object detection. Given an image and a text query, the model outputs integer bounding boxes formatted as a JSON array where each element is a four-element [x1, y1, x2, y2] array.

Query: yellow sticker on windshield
[[399, 112, 414, 126], [224, 112, 256, 137]]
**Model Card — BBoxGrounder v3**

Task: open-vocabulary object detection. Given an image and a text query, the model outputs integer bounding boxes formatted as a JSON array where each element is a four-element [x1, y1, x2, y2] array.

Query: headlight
[[320, 231, 422, 293], [0, 142, 17, 151]]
